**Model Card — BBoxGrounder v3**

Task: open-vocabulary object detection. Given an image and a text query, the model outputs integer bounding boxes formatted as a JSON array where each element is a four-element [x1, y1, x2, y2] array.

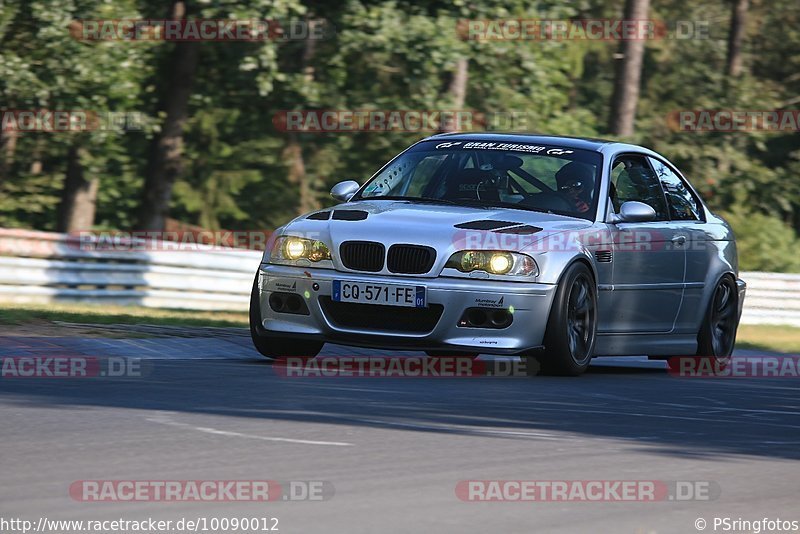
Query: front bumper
[[255, 264, 558, 355]]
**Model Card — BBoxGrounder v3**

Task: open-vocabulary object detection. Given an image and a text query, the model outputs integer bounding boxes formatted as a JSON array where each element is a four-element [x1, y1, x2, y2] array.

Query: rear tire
[[249, 274, 323, 360], [695, 275, 738, 366], [535, 262, 597, 376]]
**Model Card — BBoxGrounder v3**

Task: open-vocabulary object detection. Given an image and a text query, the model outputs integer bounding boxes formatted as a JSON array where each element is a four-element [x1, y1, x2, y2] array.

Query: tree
[[608, 0, 650, 137], [0, 0, 152, 232], [441, 57, 468, 133], [137, 0, 199, 232], [56, 144, 97, 232], [726, 0, 749, 77]]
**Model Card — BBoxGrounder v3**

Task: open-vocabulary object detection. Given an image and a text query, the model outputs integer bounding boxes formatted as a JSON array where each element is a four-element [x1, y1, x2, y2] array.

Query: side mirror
[[330, 180, 360, 202], [611, 201, 657, 223]]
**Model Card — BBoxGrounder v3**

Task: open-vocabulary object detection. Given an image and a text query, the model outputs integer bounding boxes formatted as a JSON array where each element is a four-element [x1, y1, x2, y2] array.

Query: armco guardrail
[[0, 228, 261, 310], [737, 271, 800, 327], [0, 228, 798, 324]]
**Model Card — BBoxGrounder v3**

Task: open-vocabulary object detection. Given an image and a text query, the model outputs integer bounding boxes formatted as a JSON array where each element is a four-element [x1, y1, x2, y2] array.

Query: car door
[[598, 154, 687, 334], [647, 156, 708, 333]]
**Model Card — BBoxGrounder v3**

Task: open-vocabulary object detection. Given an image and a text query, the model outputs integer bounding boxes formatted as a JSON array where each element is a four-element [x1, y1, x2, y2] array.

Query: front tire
[[249, 274, 323, 360], [534, 262, 597, 376]]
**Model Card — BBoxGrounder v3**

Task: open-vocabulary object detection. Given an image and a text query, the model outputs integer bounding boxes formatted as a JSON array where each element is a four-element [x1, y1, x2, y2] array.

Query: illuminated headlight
[[284, 238, 307, 260], [269, 236, 332, 264], [445, 251, 538, 277]]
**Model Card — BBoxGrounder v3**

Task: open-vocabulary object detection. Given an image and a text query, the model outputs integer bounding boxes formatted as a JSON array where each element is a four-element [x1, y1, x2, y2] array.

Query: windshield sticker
[[547, 148, 574, 155], [435, 141, 462, 149], [434, 141, 574, 154]]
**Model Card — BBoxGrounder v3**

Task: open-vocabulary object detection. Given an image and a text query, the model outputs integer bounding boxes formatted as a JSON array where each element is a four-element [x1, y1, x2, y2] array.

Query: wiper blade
[[467, 200, 553, 214], [357, 196, 489, 208], [358, 195, 564, 215]]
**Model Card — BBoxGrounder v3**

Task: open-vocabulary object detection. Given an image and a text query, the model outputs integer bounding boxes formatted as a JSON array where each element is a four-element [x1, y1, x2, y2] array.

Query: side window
[[610, 155, 669, 221], [648, 157, 703, 221]]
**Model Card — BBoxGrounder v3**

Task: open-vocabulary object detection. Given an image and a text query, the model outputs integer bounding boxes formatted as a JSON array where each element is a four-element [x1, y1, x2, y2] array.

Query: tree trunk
[[29, 137, 43, 176], [283, 134, 317, 214], [0, 128, 17, 185], [285, 18, 321, 215], [441, 57, 468, 132], [138, 0, 199, 231], [726, 0, 749, 77], [608, 0, 650, 137], [57, 143, 99, 233]]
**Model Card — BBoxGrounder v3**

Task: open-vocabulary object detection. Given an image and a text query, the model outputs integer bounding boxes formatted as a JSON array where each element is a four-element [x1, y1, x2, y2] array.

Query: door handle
[[671, 235, 687, 246]]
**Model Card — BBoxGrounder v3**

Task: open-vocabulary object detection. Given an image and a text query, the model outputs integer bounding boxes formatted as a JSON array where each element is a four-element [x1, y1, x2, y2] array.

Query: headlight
[[444, 250, 538, 277], [285, 238, 307, 260], [269, 236, 332, 264]]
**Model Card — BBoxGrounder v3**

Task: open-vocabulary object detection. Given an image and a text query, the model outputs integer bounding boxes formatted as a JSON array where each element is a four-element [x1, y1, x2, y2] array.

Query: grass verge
[[0, 302, 248, 329], [735, 324, 800, 354]]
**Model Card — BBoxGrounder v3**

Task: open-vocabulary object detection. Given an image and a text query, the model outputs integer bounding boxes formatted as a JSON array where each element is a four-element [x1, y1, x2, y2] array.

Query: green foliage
[[721, 207, 800, 273], [0, 0, 153, 229]]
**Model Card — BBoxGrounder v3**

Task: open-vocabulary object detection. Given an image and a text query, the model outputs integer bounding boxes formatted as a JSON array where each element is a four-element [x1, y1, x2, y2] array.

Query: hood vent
[[454, 220, 520, 231], [332, 210, 368, 221], [306, 211, 332, 220], [595, 250, 613, 263], [494, 225, 542, 235]]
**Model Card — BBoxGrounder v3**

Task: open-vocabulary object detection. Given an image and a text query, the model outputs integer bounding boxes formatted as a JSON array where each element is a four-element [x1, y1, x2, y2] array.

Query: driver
[[555, 161, 594, 213]]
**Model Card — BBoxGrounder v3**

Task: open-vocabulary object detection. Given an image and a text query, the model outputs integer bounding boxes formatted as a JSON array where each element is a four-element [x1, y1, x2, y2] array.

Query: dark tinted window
[[610, 155, 669, 221], [648, 157, 703, 221]]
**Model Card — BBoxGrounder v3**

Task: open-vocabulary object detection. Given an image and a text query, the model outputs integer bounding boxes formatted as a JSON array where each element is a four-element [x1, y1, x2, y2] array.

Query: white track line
[[146, 412, 353, 447]]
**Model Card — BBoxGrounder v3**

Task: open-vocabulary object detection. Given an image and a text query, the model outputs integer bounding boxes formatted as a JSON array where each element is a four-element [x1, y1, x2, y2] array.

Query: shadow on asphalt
[[1, 347, 799, 461]]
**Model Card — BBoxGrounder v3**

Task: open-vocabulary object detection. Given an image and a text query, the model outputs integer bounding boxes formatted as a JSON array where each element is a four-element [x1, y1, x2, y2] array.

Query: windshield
[[354, 140, 603, 219]]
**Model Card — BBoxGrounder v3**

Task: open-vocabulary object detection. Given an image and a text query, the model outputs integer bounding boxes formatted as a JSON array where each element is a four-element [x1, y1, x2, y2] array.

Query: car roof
[[423, 132, 635, 152]]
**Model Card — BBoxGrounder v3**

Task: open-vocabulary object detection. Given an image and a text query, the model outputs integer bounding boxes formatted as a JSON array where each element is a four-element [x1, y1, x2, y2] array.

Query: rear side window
[[610, 155, 669, 221], [647, 157, 703, 221]]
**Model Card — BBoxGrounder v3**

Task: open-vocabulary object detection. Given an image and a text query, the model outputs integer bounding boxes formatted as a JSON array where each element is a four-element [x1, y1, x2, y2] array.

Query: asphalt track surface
[[1, 329, 799, 534]]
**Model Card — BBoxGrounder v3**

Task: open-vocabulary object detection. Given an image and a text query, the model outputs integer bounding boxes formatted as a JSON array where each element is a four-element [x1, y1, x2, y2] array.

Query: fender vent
[[595, 250, 613, 263]]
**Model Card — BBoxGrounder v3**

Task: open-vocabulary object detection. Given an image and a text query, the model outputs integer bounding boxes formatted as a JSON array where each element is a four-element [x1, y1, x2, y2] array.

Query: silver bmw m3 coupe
[[250, 134, 746, 375]]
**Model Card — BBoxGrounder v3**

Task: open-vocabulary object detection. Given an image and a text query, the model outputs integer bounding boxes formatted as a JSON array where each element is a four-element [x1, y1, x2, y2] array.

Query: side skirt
[[594, 332, 698, 356]]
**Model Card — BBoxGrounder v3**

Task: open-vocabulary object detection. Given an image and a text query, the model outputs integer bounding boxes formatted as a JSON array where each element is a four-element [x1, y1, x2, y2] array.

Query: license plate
[[332, 281, 426, 308]]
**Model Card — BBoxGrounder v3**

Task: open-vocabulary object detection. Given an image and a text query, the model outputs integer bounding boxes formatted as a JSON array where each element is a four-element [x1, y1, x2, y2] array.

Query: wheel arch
[[543, 255, 599, 322], [694, 270, 740, 338]]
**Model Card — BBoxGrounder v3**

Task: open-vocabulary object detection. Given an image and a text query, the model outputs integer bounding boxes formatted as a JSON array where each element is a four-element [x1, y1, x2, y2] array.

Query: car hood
[[277, 200, 592, 275]]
